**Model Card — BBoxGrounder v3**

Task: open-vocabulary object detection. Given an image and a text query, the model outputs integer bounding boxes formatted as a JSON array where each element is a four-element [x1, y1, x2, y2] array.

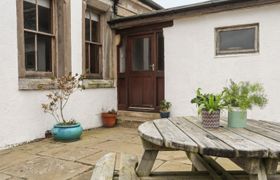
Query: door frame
[[117, 22, 173, 112], [127, 33, 156, 111]]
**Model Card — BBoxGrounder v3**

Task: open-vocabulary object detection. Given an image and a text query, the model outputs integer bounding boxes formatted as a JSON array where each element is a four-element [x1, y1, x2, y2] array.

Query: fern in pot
[[191, 88, 224, 128], [223, 80, 268, 128]]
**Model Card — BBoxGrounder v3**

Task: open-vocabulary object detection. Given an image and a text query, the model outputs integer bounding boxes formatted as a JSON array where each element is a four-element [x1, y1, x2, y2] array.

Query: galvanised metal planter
[[52, 123, 83, 142], [228, 108, 247, 128], [160, 111, 170, 118], [201, 110, 220, 128]]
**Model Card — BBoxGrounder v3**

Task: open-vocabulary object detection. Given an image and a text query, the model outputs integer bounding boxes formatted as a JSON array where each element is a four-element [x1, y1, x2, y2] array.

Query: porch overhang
[[108, 0, 280, 30]]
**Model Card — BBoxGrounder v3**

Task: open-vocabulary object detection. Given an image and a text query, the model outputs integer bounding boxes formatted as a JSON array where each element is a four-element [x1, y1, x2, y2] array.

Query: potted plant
[[223, 80, 268, 128], [160, 100, 172, 118], [101, 109, 117, 127], [191, 88, 224, 128], [41, 73, 85, 141]]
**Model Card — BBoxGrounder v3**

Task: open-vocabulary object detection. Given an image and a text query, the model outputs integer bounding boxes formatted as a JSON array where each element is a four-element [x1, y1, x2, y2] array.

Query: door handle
[[150, 64, 155, 71]]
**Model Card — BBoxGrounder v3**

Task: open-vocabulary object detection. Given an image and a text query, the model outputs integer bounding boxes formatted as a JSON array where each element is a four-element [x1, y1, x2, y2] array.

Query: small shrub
[[41, 73, 85, 125], [160, 100, 172, 112]]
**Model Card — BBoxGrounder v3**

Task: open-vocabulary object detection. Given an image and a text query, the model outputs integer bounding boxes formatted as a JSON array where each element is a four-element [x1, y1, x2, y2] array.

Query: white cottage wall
[[69, 0, 117, 130], [164, 4, 280, 122], [0, 0, 117, 149]]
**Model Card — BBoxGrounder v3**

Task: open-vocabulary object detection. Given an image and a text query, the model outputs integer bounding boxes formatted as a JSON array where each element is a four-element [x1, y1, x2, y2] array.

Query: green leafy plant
[[107, 109, 117, 114], [191, 88, 224, 114], [223, 80, 268, 111], [160, 100, 172, 112], [41, 73, 85, 125]]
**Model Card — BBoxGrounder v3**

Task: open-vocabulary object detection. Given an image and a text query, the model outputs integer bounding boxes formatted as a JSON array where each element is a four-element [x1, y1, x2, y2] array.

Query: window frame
[[215, 23, 259, 56], [18, 0, 57, 78], [83, 5, 103, 79]]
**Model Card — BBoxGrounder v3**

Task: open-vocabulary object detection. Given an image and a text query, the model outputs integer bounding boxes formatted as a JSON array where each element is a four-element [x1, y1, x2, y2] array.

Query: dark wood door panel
[[128, 76, 154, 108], [142, 77, 154, 106], [156, 77, 164, 108], [118, 78, 127, 108]]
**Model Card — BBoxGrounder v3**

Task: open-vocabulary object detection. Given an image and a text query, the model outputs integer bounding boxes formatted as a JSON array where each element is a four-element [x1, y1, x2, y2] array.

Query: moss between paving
[[0, 127, 278, 180]]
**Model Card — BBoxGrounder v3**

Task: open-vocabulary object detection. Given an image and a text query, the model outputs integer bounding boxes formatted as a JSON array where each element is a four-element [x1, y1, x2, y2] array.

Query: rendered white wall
[[0, 0, 117, 149], [70, 0, 117, 129], [164, 4, 280, 122]]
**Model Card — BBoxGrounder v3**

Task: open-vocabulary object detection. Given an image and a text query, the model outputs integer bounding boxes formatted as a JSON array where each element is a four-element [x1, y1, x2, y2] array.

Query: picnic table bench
[[91, 116, 280, 180]]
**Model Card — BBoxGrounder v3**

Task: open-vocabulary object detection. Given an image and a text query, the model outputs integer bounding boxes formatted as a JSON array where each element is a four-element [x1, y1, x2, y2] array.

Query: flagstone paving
[[0, 127, 278, 180]]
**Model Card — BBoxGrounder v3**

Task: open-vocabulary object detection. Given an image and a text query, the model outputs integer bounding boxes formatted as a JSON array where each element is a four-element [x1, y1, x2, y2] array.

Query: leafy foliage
[[223, 80, 268, 110], [191, 88, 224, 114], [160, 100, 172, 112], [41, 73, 85, 125], [107, 109, 117, 114]]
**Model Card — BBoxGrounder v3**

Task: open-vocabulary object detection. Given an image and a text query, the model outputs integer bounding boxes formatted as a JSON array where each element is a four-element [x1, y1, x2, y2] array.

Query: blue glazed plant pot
[[228, 108, 247, 128], [160, 111, 170, 118], [52, 123, 83, 142]]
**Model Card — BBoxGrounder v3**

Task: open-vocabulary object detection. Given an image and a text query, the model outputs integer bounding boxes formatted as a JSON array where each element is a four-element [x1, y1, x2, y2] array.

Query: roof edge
[[139, 0, 164, 10], [109, 0, 280, 29]]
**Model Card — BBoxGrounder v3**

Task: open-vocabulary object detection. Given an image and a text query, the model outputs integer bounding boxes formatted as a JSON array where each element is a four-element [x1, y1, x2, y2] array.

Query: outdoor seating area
[[91, 117, 280, 180], [0, 119, 278, 180], [1, 0, 280, 180]]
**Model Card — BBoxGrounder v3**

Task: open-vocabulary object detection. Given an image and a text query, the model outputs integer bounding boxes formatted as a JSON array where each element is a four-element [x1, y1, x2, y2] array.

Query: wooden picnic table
[[137, 116, 280, 180]]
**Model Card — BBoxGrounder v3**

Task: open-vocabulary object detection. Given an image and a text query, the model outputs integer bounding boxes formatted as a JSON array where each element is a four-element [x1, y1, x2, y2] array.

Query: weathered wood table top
[[137, 116, 280, 180]]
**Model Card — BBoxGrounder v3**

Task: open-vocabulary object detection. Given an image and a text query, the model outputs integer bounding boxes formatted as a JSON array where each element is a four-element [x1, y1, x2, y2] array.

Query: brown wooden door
[[127, 34, 156, 111], [117, 29, 165, 112]]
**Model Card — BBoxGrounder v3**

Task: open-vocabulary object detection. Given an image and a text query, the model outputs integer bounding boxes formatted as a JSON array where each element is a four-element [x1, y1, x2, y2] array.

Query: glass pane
[[85, 43, 90, 73], [157, 32, 164, 71], [89, 44, 100, 74], [92, 20, 99, 42], [24, 1, 36, 30], [37, 35, 52, 72], [132, 37, 151, 71], [85, 18, 90, 41], [24, 32, 36, 71], [219, 28, 256, 51], [119, 40, 126, 73], [38, 0, 52, 33]]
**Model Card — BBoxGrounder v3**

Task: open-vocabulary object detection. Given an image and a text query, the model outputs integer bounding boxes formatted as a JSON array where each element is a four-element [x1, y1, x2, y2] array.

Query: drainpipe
[[111, 0, 120, 17]]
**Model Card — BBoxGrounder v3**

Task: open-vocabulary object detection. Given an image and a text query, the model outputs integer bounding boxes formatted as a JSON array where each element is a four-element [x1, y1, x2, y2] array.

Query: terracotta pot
[[101, 113, 117, 127], [201, 110, 220, 128]]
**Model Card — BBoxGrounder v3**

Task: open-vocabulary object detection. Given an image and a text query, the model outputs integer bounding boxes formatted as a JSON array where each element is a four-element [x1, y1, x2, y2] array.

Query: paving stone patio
[[0, 127, 278, 180]]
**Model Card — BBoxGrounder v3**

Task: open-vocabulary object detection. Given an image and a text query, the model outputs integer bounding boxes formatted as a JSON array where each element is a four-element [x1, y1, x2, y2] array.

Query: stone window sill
[[18, 78, 115, 90], [19, 78, 54, 90], [83, 79, 115, 89]]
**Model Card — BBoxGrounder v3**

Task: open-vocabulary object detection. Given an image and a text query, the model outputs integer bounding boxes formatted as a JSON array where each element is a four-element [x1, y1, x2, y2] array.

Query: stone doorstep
[[117, 110, 160, 119], [117, 111, 160, 128]]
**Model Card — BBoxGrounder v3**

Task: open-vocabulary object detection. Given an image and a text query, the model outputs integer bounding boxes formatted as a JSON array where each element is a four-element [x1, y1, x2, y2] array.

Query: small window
[[85, 8, 102, 78], [216, 24, 259, 55], [23, 0, 54, 73]]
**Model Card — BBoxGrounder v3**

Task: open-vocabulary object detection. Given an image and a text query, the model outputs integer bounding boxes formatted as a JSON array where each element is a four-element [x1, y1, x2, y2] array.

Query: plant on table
[[223, 80, 268, 128], [191, 88, 224, 128], [41, 73, 85, 141], [101, 108, 117, 128], [160, 100, 172, 118]]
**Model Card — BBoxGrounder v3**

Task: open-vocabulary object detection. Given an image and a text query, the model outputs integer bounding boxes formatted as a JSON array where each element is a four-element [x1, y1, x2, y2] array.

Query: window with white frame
[[216, 24, 259, 55]]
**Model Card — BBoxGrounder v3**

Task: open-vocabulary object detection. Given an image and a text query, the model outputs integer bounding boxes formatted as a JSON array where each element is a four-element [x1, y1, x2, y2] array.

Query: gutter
[[108, 0, 247, 25]]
